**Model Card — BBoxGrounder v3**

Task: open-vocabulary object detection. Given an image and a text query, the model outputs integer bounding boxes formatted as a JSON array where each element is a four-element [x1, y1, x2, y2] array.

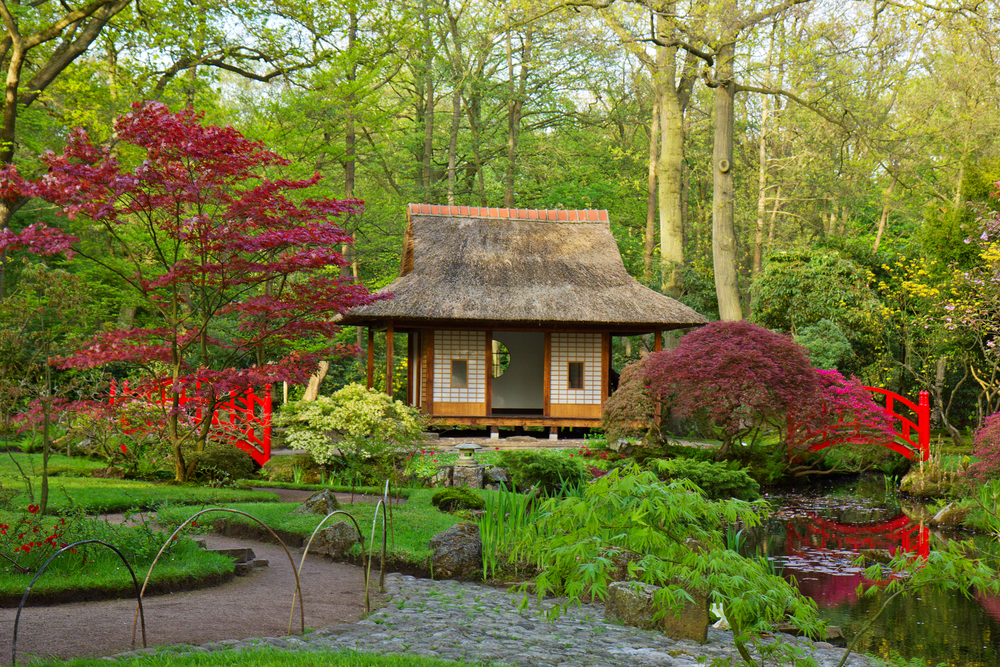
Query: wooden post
[[407, 332, 414, 406], [386, 321, 394, 397], [485, 330, 493, 415], [543, 331, 551, 417], [426, 330, 435, 415], [366, 328, 375, 389], [601, 331, 611, 406]]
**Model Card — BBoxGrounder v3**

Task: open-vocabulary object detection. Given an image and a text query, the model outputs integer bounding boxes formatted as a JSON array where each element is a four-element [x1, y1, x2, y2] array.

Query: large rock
[[930, 502, 969, 527], [429, 522, 482, 580], [311, 520, 361, 559], [430, 465, 453, 488], [604, 581, 709, 644], [453, 465, 485, 489], [609, 438, 634, 457], [485, 467, 509, 489], [899, 468, 954, 498], [292, 489, 340, 515]]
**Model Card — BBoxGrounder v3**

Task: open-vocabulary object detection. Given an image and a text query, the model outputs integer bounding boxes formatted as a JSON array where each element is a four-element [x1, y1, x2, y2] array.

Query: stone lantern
[[454, 442, 482, 467]]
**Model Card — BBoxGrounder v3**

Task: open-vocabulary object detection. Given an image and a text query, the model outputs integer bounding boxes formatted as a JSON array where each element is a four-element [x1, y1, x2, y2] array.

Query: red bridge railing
[[110, 380, 272, 465], [803, 388, 930, 462]]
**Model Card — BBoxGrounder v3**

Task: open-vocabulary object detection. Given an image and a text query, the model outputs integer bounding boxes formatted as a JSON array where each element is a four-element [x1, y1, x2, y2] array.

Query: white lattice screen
[[433, 330, 486, 403], [550, 333, 601, 404]]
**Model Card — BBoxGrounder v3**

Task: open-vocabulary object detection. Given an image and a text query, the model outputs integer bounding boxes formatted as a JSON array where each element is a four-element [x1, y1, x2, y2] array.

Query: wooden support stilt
[[386, 322, 394, 397], [367, 328, 375, 390]]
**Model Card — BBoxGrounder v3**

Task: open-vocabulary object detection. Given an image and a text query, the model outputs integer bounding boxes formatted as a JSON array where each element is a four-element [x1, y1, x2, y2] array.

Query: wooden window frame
[[568, 361, 585, 390], [451, 359, 469, 388]]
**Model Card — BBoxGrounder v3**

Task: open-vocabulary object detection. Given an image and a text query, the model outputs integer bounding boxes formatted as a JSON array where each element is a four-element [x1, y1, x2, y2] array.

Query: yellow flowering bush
[[277, 383, 425, 468]]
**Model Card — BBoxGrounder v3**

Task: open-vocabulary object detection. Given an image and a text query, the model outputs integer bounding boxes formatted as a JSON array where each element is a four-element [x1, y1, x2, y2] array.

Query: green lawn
[[1, 452, 279, 513], [157, 489, 463, 569], [0, 512, 233, 599]]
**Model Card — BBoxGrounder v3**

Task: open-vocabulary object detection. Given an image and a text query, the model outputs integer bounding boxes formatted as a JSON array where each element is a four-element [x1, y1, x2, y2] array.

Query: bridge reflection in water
[[756, 495, 1000, 666], [774, 508, 928, 607]]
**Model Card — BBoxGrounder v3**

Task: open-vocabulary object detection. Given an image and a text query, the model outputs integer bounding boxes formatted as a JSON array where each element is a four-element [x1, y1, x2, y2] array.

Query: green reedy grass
[[34, 647, 499, 667], [477, 488, 537, 579], [156, 489, 461, 568]]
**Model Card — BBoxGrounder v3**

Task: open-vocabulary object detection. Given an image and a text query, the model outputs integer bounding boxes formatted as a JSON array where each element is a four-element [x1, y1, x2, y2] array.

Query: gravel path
[[104, 574, 871, 667]]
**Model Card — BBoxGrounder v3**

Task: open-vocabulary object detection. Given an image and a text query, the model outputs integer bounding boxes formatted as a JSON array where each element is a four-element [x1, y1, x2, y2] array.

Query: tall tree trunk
[[303, 360, 330, 401], [655, 13, 684, 296], [445, 5, 465, 206], [345, 10, 358, 200], [752, 28, 775, 277], [643, 86, 662, 282], [658, 92, 685, 296], [767, 185, 781, 245], [0, 35, 26, 297], [465, 96, 487, 205], [447, 83, 461, 205], [873, 171, 897, 253], [712, 35, 743, 321], [420, 0, 434, 192], [504, 25, 532, 208]]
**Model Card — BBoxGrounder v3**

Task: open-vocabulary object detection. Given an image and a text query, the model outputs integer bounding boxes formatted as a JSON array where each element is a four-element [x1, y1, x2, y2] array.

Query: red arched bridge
[[798, 387, 930, 462]]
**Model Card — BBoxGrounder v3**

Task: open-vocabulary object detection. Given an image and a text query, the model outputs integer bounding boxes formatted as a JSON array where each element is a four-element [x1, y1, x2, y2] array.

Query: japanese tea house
[[341, 204, 707, 435]]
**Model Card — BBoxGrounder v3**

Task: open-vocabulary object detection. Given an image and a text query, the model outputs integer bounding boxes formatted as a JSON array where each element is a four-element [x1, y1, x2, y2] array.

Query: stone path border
[[107, 573, 871, 667]]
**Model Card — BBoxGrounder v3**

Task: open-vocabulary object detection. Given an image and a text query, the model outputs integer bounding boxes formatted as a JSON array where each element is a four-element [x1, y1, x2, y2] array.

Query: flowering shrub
[[941, 181, 1000, 414], [403, 449, 443, 479], [0, 506, 72, 574], [278, 383, 425, 481], [968, 412, 1000, 479]]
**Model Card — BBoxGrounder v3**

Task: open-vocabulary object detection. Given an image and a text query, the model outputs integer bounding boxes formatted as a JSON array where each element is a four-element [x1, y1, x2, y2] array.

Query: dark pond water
[[750, 478, 1000, 666]]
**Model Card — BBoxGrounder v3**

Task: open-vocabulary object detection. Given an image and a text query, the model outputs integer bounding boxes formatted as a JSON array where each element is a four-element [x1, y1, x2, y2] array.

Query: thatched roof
[[342, 204, 708, 331]]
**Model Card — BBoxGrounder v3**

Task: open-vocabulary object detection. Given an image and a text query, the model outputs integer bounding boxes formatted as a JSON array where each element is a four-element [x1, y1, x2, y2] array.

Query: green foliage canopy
[[751, 249, 888, 375]]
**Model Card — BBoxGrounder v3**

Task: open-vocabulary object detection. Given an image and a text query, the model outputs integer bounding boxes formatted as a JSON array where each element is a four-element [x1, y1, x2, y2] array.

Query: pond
[[749, 478, 1000, 666]]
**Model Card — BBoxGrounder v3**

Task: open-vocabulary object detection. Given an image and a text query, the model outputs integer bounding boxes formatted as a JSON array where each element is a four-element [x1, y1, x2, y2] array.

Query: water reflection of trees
[[844, 585, 999, 667]]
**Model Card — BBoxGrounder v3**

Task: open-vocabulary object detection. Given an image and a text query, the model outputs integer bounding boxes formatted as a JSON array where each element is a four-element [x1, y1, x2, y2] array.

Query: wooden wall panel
[[433, 402, 487, 417], [549, 404, 602, 419]]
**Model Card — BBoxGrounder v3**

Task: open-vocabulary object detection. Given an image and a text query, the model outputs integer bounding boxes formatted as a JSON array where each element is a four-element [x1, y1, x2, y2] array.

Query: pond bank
[[105, 573, 872, 667]]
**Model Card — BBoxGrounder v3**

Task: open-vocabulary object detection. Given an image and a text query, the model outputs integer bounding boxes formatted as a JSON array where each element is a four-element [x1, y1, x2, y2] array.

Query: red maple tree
[[605, 321, 893, 465], [0, 101, 386, 481]]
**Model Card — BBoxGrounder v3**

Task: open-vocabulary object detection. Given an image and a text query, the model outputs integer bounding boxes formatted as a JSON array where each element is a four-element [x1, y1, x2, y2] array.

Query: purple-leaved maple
[[605, 321, 893, 465], [0, 101, 386, 481]]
